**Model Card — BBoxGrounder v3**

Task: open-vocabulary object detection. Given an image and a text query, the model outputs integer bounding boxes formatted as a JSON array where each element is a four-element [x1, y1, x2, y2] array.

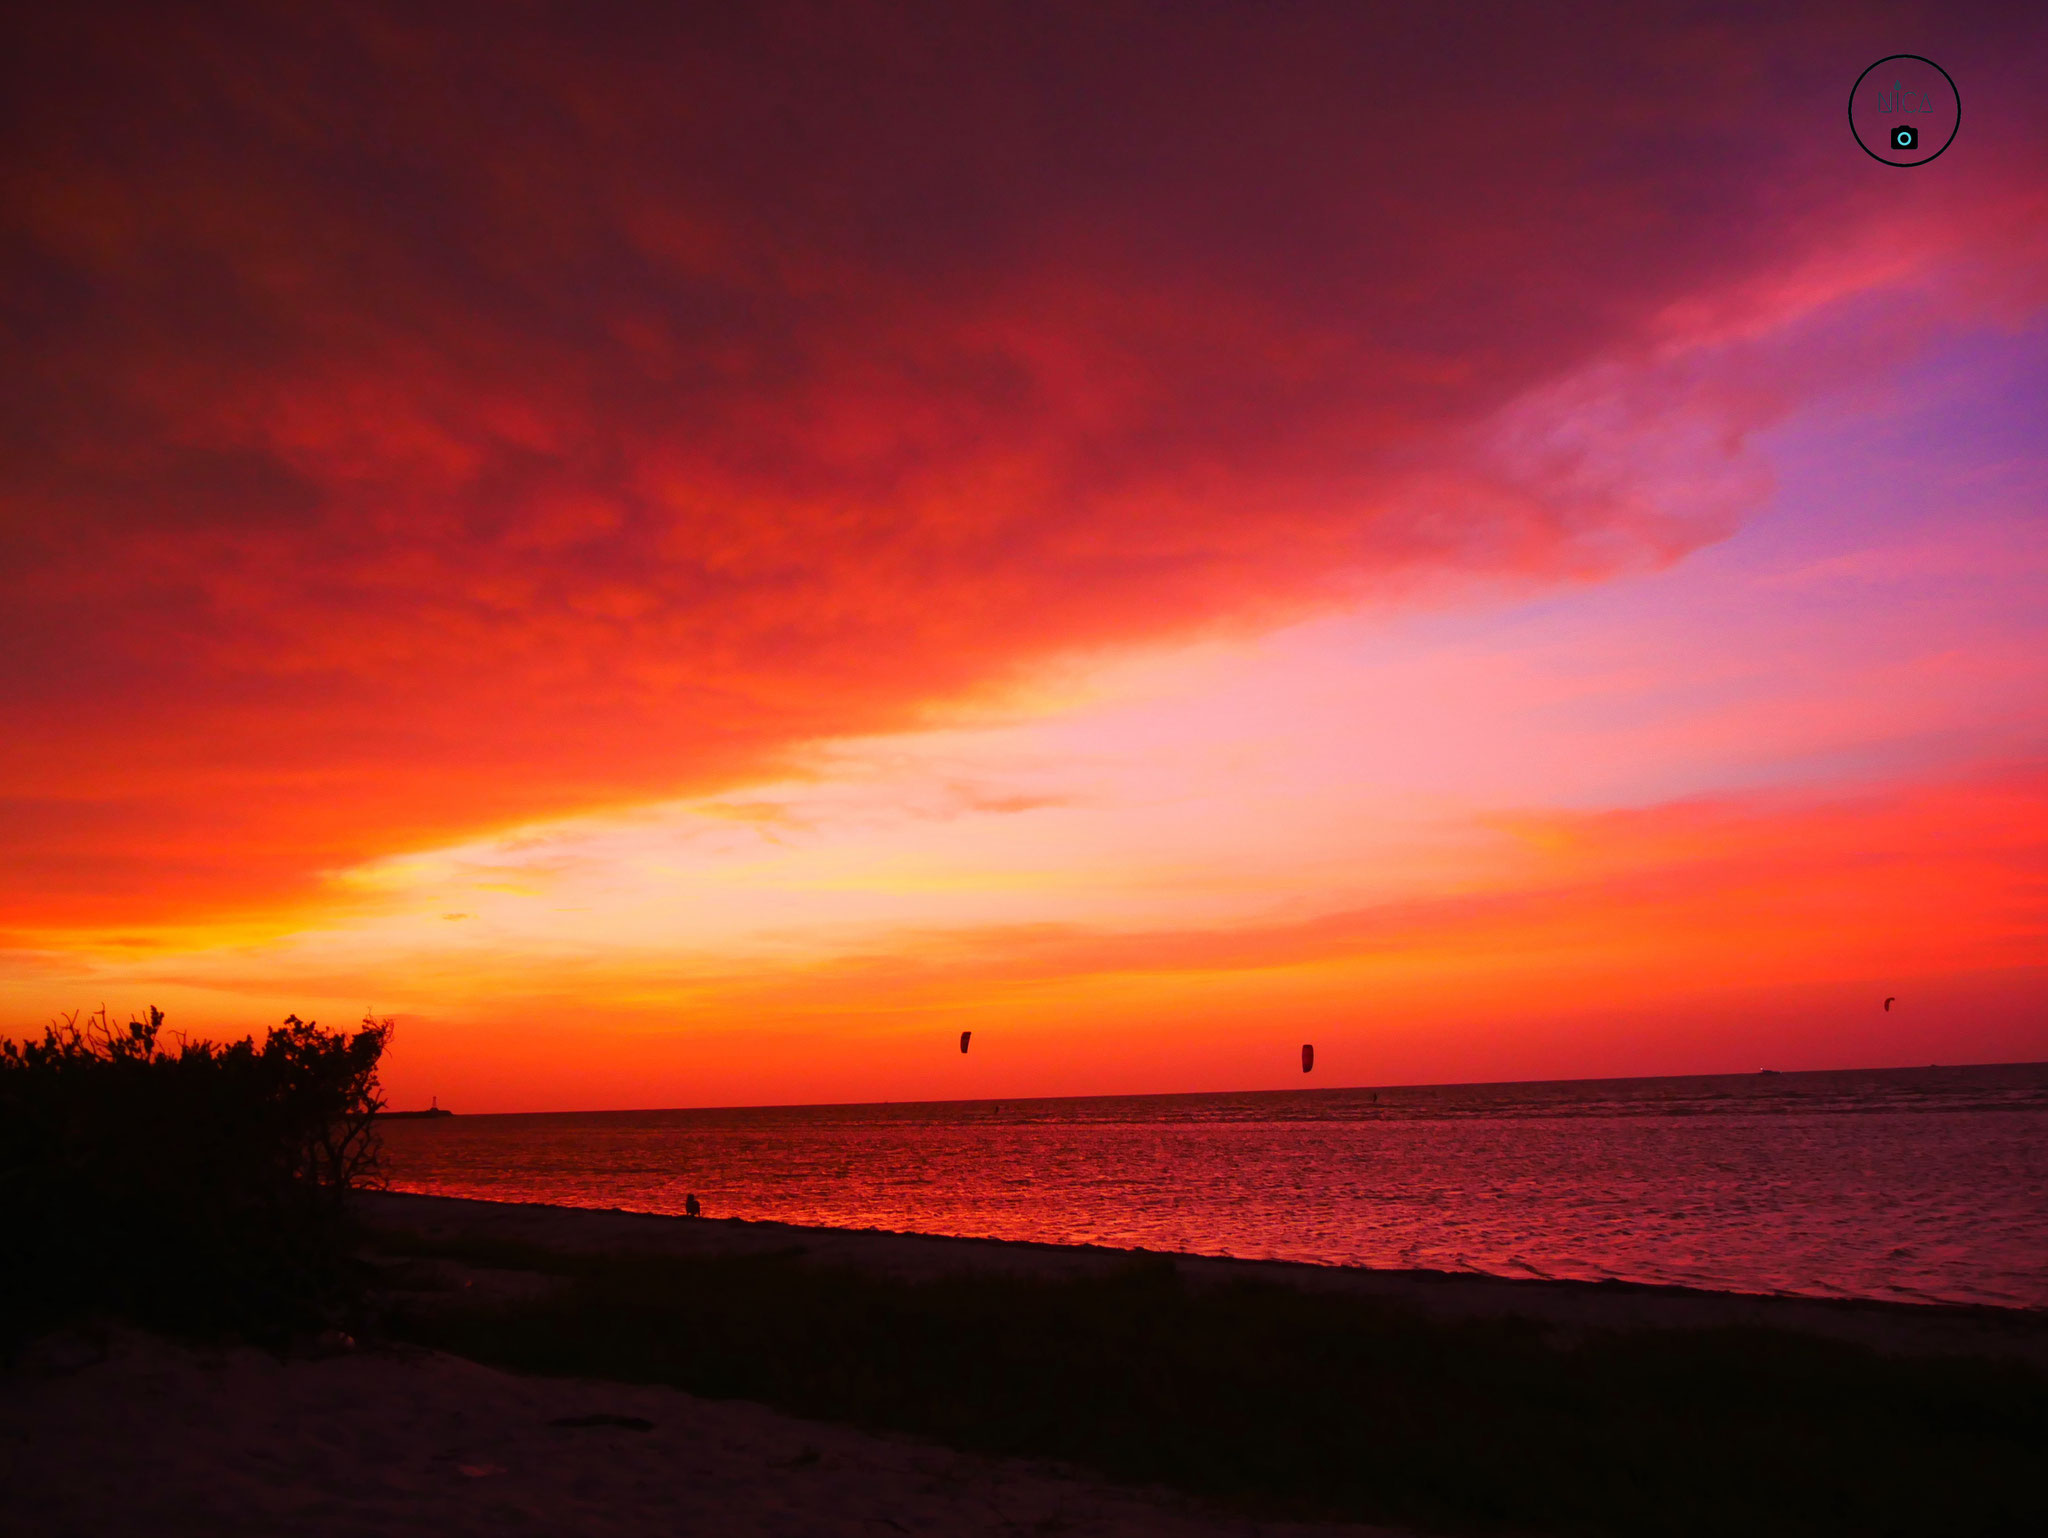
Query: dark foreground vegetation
[[380, 1230, 2048, 1538], [0, 1007, 389, 1348]]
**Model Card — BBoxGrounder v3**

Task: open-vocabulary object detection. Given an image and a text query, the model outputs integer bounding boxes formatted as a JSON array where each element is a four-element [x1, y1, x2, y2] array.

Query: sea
[[380, 1062, 2048, 1309]]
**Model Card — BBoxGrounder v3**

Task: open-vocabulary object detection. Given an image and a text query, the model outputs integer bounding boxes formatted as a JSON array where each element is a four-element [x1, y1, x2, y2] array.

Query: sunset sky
[[3, 2, 2044, 1110]]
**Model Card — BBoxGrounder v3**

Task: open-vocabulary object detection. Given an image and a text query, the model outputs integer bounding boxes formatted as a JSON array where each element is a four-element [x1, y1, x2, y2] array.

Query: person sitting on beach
[[685, 1192, 701, 1218]]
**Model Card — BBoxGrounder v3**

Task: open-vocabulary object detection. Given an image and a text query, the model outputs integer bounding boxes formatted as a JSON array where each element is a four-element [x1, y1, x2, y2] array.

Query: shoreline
[[15, 1187, 2038, 1537], [361, 1189, 2048, 1367]]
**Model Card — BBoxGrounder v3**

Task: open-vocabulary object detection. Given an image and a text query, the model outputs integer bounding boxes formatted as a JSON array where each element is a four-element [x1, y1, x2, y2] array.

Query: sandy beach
[[0, 1326, 1389, 1538], [7, 1192, 2044, 1537]]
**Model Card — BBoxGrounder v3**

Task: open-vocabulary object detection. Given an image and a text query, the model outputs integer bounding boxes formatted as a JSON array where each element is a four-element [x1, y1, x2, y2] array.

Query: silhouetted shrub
[[0, 1007, 389, 1345]]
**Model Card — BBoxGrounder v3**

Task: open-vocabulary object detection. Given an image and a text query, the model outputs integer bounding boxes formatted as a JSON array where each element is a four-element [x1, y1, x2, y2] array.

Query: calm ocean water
[[382, 1063, 2048, 1309]]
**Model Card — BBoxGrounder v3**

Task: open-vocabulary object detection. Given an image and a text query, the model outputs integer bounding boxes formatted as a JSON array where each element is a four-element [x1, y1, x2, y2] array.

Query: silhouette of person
[[685, 1192, 701, 1218]]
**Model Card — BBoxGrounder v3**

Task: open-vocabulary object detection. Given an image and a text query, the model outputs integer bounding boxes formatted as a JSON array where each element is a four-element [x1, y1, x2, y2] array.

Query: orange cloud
[[17, 762, 2036, 1111]]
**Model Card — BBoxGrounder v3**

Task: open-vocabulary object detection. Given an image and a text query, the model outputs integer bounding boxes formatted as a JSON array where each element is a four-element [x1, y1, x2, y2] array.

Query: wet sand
[[363, 1189, 2048, 1367]]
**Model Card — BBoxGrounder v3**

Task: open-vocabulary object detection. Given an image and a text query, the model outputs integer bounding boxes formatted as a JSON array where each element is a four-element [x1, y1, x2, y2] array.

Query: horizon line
[[388, 1056, 2048, 1120]]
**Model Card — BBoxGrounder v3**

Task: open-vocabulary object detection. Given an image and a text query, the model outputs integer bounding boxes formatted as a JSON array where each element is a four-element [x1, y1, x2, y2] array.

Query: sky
[[2, 2, 2044, 1110]]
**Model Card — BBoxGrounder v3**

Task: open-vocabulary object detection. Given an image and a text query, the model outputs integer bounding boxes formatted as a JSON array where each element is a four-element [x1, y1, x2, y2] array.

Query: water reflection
[[383, 1062, 2048, 1307]]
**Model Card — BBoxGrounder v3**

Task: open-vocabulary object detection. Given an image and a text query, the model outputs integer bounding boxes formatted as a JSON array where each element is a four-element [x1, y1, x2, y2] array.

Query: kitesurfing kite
[[960, 1030, 972, 1054], [1301, 1043, 1314, 1073], [1884, 997, 1896, 1011]]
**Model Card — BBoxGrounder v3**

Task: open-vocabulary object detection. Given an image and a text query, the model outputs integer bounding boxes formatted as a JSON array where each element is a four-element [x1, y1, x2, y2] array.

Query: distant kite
[[1884, 997, 1896, 1012], [961, 1030, 972, 1054], [1302, 1043, 1314, 1074]]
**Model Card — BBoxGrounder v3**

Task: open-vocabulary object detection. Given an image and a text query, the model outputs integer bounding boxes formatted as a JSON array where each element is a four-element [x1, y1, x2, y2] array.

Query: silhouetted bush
[[0, 1007, 389, 1345]]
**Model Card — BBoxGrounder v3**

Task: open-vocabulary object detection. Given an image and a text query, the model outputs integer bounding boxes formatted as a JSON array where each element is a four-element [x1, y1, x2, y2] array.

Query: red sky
[[3, 2, 2045, 1108]]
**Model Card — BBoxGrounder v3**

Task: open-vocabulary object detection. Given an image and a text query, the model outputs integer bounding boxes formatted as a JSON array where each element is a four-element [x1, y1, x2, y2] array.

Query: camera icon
[[1892, 124, 1919, 151]]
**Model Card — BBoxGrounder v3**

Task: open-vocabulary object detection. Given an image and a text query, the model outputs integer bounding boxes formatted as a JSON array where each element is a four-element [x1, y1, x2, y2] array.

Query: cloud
[[3, 1, 2044, 926], [15, 763, 2039, 1109], [690, 768, 2046, 1004]]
